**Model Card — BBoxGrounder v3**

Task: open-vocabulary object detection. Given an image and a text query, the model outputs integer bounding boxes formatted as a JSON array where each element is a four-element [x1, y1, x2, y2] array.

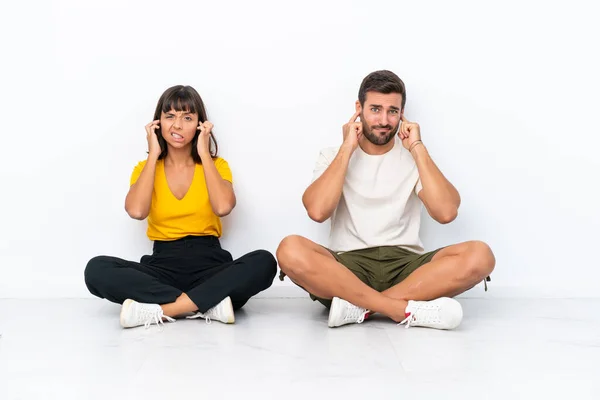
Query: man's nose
[[379, 112, 389, 126]]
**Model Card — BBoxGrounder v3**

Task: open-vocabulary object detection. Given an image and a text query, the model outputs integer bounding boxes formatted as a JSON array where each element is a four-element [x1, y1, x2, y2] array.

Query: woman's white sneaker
[[328, 297, 370, 328], [119, 299, 175, 329], [399, 297, 463, 330], [187, 296, 235, 324]]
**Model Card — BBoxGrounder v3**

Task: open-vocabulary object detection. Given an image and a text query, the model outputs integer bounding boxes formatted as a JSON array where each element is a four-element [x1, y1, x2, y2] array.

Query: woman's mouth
[[171, 132, 184, 142]]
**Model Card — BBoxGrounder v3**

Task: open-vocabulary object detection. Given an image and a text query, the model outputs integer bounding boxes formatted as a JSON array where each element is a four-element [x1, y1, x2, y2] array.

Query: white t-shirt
[[312, 136, 424, 254]]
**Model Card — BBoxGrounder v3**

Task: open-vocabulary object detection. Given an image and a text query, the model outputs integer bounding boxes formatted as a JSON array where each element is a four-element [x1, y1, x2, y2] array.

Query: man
[[276, 70, 495, 330]]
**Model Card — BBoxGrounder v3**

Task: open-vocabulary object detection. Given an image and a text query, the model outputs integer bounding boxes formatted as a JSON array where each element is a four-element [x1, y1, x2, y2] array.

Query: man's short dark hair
[[358, 70, 406, 110]]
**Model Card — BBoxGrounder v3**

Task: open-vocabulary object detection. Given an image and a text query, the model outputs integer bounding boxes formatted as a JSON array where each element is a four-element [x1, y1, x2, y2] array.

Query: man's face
[[359, 92, 403, 146]]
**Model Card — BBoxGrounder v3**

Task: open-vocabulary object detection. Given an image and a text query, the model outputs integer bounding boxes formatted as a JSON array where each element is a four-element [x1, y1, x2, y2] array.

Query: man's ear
[[355, 100, 361, 116]]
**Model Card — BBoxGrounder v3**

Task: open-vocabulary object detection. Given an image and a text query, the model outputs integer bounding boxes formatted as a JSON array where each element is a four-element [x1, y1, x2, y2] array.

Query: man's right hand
[[145, 120, 161, 159], [342, 111, 363, 152]]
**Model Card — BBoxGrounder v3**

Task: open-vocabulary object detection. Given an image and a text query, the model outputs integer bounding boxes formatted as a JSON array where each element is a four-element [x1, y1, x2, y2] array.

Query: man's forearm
[[302, 145, 354, 222], [411, 143, 461, 222]]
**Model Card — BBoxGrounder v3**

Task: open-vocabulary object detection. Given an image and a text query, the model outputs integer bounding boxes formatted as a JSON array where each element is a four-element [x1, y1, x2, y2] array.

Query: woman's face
[[159, 108, 199, 149]]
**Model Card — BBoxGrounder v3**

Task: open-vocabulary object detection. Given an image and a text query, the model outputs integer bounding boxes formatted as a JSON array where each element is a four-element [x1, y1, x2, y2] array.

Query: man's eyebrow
[[368, 104, 400, 110]]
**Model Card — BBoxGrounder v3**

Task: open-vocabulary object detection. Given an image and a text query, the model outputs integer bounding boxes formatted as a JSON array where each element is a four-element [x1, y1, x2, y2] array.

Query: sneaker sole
[[222, 296, 235, 324], [119, 299, 134, 328], [327, 297, 342, 328], [441, 299, 463, 330]]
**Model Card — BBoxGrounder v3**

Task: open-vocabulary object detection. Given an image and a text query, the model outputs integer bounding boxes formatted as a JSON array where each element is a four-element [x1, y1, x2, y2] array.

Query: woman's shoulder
[[130, 159, 163, 185], [207, 156, 229, 168], [133, 158, 164, 170], [133, 159, 147, 169], [208, 156, 233, 182]]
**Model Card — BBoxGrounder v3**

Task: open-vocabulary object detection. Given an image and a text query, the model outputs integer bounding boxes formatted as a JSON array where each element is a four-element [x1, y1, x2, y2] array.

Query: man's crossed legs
[[276, 236, 495, 329]]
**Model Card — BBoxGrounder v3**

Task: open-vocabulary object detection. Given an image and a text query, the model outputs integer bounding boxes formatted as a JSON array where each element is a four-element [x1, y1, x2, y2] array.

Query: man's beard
[[362, 119, 399, 146]]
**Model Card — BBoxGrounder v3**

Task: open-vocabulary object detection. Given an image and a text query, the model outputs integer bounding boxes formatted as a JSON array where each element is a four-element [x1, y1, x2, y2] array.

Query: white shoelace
[[140, 307, 175, 329], [345, 303, 367, 324], [399, 312, 416, 329], [399, 303, 440, 329], [186, 311, 213, 324]]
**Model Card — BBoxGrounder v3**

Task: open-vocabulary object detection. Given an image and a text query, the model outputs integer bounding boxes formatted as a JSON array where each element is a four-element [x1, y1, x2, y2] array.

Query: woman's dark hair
[[152, 85, 218, 163], [358, 70, 406, 110]]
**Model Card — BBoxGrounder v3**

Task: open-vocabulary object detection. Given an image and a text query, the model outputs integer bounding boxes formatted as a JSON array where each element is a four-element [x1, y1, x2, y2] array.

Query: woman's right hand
[[145, 120, 161, 158]]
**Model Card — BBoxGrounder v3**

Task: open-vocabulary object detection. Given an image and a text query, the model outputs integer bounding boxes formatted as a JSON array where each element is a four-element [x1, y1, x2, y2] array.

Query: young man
[[276, 70, 495, 330]]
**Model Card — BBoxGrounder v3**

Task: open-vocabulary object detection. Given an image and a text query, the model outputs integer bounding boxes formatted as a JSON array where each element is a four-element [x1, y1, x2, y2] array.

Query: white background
[[1, 0, 598, 298]]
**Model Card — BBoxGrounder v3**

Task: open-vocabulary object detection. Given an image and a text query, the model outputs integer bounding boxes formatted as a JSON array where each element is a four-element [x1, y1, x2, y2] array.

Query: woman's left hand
[[197, 121, 214, 157]]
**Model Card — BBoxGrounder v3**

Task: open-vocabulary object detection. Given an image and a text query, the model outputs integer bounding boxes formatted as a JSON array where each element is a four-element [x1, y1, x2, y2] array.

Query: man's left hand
[[399, 115, 422, 150]]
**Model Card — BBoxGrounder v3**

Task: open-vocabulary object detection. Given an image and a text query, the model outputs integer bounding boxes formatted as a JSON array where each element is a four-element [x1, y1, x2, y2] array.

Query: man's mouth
[[374, 127, 391, 133]]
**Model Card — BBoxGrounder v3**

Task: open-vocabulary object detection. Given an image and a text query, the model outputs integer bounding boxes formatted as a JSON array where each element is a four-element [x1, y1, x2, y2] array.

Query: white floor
[[1, 297, 599, 400]]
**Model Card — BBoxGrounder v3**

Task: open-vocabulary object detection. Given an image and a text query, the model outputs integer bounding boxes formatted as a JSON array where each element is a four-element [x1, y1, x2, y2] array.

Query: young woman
[[85, 85, 276, 328]]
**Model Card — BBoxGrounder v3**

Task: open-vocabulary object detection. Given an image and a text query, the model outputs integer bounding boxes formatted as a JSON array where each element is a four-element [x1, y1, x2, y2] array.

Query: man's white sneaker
[[399, 297, 463, 330], [187, 296, 235, 324], [328, 297, 369, 328], [120, 299, 175, 329]]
